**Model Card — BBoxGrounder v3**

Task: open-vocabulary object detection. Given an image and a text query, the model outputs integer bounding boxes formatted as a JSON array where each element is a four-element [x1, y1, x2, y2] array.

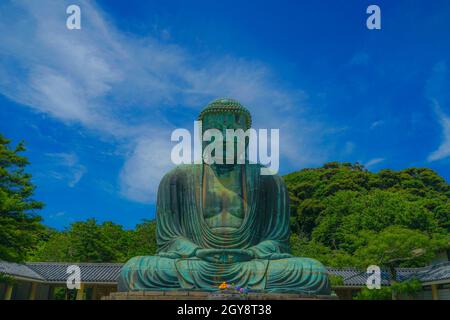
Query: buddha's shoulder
[[161, 164, 202, 180], [161, 164, 285, 185], [252, 167, 286, 187], [260, 173, 286, 186]]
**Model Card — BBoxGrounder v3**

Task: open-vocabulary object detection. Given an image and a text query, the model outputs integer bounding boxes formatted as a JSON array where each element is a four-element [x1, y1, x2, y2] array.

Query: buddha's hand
[[267, 253, 292, 260], [195, 248, 255, 263], [157, 251, 182, 259]]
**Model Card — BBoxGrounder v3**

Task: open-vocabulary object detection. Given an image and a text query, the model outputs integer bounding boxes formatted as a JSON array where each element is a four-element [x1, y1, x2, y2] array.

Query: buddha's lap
[[121, 255, 328, 278]]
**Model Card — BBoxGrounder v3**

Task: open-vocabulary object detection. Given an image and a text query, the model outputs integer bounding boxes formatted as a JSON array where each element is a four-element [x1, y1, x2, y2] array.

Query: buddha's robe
[[118, 164, 330, 294]]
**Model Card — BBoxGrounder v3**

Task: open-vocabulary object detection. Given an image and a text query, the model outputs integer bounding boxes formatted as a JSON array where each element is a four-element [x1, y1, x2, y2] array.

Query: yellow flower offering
[[219, 282, 227, 289]]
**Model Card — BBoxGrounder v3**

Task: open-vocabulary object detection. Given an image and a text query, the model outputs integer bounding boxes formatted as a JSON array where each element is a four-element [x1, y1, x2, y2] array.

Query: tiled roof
[[413, 262, 450, 283], [1, 260, 450, 286], [326, 268, 360, 280], [0, 261, 122, 283], [26, 262, 123, 283], [0, 261, 44, 281], [327, 263, 450, 286]]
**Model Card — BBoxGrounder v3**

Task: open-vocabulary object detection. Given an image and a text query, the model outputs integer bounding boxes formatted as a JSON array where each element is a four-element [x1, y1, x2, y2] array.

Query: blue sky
[[1, 0, 449, 229]]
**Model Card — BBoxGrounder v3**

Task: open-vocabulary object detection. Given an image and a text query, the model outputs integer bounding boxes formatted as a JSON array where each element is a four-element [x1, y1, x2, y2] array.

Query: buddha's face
[[202, 112, 249, 163]]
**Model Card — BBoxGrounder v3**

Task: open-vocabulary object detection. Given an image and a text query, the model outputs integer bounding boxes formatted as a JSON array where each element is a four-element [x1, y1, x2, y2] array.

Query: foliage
[[354, 286, 392, 300], [284, 162, 450, 269], [29, 219, 157, 263], [0, 134, 44, 262], [52, 287, 76, 300], [354, 279, 422, 300], [328, 275, 344, 287], [392, 278, 423, 298], [289, 233, 356, 267], [353, 226, 447, 272], [0, 273, 16, 285], [126, 219, 157, 258]]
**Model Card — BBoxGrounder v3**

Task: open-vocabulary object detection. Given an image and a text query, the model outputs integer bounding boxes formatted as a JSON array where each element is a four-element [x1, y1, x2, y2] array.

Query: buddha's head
[[198, 98, 252, 164]]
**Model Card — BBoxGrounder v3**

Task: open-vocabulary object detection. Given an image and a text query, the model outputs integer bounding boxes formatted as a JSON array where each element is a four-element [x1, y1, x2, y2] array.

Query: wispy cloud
[[49, 211, 66, 219], [0, 0, 330, 203], [428, 102, 450, 162], [45, 153, 87, 187], [365, 158, 385, 168], [426, 62, 450, 162], [343, 141, 355, 155], [370, 120, 385, 130]]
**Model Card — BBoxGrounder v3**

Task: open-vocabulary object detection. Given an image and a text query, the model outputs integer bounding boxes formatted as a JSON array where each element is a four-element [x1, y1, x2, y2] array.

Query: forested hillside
[[29, 219, 157, 263], [286, 162, 450, 269]]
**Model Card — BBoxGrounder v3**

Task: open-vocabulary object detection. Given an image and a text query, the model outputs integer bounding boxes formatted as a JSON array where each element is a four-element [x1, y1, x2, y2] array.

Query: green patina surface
[[118, 98, 331, 294]]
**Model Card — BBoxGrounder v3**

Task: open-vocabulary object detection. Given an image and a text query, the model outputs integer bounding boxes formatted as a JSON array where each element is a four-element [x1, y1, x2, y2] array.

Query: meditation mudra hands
[[157, 248, 254, 263], [195, 248, 255, 263], [158, 245, 292, 263]]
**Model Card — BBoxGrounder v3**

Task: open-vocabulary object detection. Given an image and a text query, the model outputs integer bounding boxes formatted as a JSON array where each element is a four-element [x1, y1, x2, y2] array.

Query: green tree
[[30, 219, 158, 263], [0, 133, 43, 261], [127, 219, 157, 258], [354, 226, 447, 280], [290, 233, 356, 267], [354, 279, 422, 300], [29, 228, 72, 262], [31, 219, 123, 262]]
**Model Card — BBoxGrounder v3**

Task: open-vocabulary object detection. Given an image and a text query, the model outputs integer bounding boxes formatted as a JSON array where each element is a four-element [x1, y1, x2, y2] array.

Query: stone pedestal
[[102, 291, 337, 300]]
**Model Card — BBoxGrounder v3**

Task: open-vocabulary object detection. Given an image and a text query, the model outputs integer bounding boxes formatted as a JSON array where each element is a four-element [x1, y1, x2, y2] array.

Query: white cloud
[[49, 211, 66, 219], [428, 102, 450, 162], [119, 131, 175, 203], [45, 153, 87, 187], [343, 141, 355, 155], [0, 0, 330, 203], [370, 120, 385, 129], [426, 62, 450, 162], [365, 158, 385, 168]]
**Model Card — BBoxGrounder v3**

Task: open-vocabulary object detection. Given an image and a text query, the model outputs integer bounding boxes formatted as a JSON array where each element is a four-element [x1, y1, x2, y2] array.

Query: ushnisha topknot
[[198, 98, 252, 129]]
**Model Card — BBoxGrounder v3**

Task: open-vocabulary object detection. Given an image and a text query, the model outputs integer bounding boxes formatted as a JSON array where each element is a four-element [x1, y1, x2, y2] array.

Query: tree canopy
[[0, 134, 44, 262], [285, 162, 450, 270], [30, 219, 157, 263]]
